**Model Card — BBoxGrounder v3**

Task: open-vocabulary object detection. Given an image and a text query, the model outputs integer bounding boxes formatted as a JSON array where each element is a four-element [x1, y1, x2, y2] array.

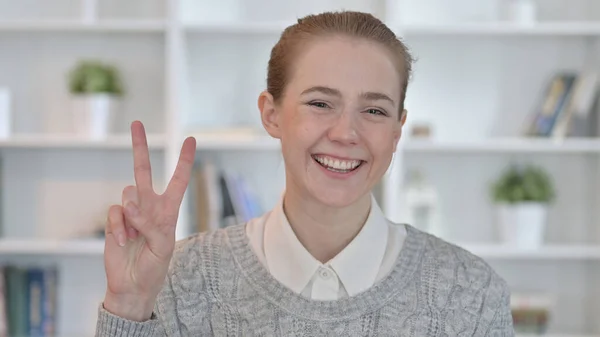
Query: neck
[[282, 185, 372, 264]]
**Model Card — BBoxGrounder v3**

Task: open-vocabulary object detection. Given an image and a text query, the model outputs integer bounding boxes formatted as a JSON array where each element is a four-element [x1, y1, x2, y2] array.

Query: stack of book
[[524, 69, 599, 138], [188, 161, 265, 233], [0, 265, 58, 337]]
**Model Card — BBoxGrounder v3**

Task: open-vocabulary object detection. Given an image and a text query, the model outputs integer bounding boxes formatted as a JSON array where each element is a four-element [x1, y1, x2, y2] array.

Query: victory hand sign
[[102, 121, 196, 321]]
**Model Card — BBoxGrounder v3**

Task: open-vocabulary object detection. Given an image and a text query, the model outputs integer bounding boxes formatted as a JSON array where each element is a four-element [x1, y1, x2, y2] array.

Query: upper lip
[[312, 153, 365, 162]]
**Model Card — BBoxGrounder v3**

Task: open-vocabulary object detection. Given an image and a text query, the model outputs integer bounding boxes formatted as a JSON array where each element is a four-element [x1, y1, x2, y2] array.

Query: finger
[[105, 205, 126, 247], [131, 121, 153, 194], [164, 136, 196, 205], [123, 200, 158, 241], [121, 186, 140, 240], [126, 224, 139, 240]]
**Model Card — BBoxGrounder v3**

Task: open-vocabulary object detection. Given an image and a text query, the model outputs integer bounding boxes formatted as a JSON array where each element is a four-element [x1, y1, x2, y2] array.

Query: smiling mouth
[[311, 154, 364, 173]]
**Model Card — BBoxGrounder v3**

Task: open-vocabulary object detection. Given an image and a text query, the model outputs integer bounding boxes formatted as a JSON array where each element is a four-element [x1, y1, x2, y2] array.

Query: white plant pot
[[496, 202, 548, 248], [71, 94, 116, 140]]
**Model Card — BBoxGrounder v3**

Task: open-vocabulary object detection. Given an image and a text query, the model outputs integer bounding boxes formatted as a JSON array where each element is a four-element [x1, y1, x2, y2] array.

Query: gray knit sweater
[[95, 223, 515, 336]]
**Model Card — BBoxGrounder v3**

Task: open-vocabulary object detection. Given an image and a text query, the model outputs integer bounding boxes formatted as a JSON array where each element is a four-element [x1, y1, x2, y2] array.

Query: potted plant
[[68, 60, 123, 139], [491, 164, 555, 248]]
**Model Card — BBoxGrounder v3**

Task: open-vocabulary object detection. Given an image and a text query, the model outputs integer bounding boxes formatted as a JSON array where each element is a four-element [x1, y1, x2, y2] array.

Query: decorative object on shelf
[[402, 169, 441, 237], [0, 87, 11, 139], [505, 0, 537, 25], [491, 164, 555, 248], [511, 292, 552, 334], [68, 60, 124, 140], [409, 122, 433, 138], [179, 0, 240, 24]]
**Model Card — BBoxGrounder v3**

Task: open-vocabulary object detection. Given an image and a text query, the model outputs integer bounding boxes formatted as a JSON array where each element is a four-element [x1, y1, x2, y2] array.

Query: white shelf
[[184, 21, 293, 34], [398, 22, 600, 36], [190, 129, 280, 150], [0, 238, 105, 256], [0, 134, 166, 150], [0, 20, 166, 32], [401, 138, 600, 153], [461, 244, 600, 260]]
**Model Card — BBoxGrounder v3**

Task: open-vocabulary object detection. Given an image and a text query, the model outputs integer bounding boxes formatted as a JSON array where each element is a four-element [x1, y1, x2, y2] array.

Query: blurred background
[[0, 0, 599, 336]]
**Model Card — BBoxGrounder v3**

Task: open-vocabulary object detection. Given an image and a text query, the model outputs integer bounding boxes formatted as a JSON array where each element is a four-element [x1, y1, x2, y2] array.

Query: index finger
[[131, 121, 154, 193]]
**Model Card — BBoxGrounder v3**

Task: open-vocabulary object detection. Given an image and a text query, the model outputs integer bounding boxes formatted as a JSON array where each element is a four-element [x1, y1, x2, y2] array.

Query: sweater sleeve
[[95, 304, 165, 337], [94, 234, 212, 336], [94, 266, 183, 337], [483, 275, 515, 337]]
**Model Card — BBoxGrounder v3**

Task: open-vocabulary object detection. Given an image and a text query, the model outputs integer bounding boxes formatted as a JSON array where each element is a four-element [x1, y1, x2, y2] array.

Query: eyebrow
[[360, 91, 395, 106], [301, 86, 396, 106], [301, 86, 341, 97]]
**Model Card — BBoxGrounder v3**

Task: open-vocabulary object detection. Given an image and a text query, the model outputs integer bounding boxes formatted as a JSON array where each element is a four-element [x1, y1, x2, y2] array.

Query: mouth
[[311, 154, 365, 174]]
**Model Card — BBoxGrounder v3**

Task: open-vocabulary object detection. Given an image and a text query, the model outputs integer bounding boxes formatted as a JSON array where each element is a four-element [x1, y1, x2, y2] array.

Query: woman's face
[[260, 36, 406, 208]]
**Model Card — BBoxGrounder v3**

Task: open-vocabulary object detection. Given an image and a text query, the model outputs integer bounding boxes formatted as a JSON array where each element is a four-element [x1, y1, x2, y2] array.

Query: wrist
[[103, 291, 156, 322]]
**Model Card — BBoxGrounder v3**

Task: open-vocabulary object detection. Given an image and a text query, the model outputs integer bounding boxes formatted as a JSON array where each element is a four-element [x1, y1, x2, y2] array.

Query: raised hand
[[102, 121, 196, 321]]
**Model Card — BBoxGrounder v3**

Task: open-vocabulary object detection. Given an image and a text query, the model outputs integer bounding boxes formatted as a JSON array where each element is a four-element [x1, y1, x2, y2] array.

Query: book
[[524, 69, 600, 139], [0, 267, 7, 337], [190, 161, 264, 232], [2, 265, 58, 337], [552, 69, 600, 138], [525, 72, 578, 137]]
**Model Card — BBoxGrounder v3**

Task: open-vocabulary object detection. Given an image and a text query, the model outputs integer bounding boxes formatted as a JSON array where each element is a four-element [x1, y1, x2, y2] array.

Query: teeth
[[314, 155, 361, 172]]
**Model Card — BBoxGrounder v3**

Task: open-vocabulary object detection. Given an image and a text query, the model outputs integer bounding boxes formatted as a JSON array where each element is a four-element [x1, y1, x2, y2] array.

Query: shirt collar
[[263, 192, 389, 296]]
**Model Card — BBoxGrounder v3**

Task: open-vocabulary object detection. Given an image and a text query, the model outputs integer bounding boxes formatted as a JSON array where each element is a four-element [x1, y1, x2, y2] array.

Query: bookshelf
[[0, 134, 166, 149], [401, 138, 600, 153], [0, 20, 167, 32], [0, 238, 105, 255], [0, 0, 598, 335], [399, 22, 600, 36]]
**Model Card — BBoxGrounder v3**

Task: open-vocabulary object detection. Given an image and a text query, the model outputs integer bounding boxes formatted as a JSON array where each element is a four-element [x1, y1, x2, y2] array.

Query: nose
[[327, 110, 359, 145]]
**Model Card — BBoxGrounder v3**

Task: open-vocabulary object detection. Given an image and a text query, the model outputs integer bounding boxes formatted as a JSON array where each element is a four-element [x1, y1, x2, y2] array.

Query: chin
[[310, 186, 365, 208]]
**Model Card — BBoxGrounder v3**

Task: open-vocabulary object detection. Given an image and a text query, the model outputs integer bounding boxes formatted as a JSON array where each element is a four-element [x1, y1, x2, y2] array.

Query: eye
[[308, 101, 330, 109], [365, 108, 386, 116]]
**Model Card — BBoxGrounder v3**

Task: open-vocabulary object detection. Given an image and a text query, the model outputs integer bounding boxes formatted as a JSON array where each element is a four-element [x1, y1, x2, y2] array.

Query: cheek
[[367, 127, 397, 162]]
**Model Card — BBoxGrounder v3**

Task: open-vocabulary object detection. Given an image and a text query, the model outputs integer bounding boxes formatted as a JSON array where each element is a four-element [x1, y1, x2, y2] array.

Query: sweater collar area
[[263, 193, 388, 297]]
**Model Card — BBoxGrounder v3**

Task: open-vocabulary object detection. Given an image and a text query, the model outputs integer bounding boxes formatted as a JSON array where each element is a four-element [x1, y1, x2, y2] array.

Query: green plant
[[68, 61, 124, 96], [491, 164, 555, 204]]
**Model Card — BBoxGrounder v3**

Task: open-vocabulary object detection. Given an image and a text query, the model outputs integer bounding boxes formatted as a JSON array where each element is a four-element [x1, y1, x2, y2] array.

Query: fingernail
[[117, 233, 126, 247], [125, 202, 139, 216]]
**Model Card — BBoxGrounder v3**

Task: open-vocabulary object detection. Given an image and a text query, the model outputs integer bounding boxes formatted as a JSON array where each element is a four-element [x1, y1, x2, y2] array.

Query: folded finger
[[106, 204, 126, 247], [122, 185, 140, 239]]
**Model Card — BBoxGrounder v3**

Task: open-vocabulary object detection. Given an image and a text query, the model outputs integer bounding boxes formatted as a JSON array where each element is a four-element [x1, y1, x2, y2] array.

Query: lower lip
[[312, 157, 363, 179]]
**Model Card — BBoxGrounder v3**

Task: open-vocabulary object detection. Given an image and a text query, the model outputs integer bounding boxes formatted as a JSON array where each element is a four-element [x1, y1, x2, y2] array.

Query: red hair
[[267, 11, 414, 115]]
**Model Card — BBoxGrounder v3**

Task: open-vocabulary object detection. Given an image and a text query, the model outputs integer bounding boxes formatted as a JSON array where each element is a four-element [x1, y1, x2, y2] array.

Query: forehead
[[288, 36, 401, 101]]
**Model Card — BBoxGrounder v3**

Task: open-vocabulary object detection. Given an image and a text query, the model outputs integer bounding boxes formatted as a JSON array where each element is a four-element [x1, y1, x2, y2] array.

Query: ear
[[392, 109, 407, 152], [258, 90, 282, 139]]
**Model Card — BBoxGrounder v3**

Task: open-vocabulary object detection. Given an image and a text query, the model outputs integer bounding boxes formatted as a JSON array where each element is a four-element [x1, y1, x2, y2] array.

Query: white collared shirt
[[246, 193, 407, 301]]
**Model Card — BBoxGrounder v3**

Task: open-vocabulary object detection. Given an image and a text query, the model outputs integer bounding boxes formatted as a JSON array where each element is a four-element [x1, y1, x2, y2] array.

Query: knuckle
[[122, 185, 138, 205], [122, 185, 136, 194], [125, 206, 149, 229], [134, 162, 151, 173]]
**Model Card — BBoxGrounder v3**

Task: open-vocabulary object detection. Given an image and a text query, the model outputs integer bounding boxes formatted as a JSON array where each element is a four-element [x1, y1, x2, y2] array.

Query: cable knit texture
[[95, 223, 515, 336]]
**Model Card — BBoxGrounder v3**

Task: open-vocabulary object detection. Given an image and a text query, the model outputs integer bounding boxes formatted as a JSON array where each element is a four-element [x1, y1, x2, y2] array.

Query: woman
[[96, 11, 514, 336]]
